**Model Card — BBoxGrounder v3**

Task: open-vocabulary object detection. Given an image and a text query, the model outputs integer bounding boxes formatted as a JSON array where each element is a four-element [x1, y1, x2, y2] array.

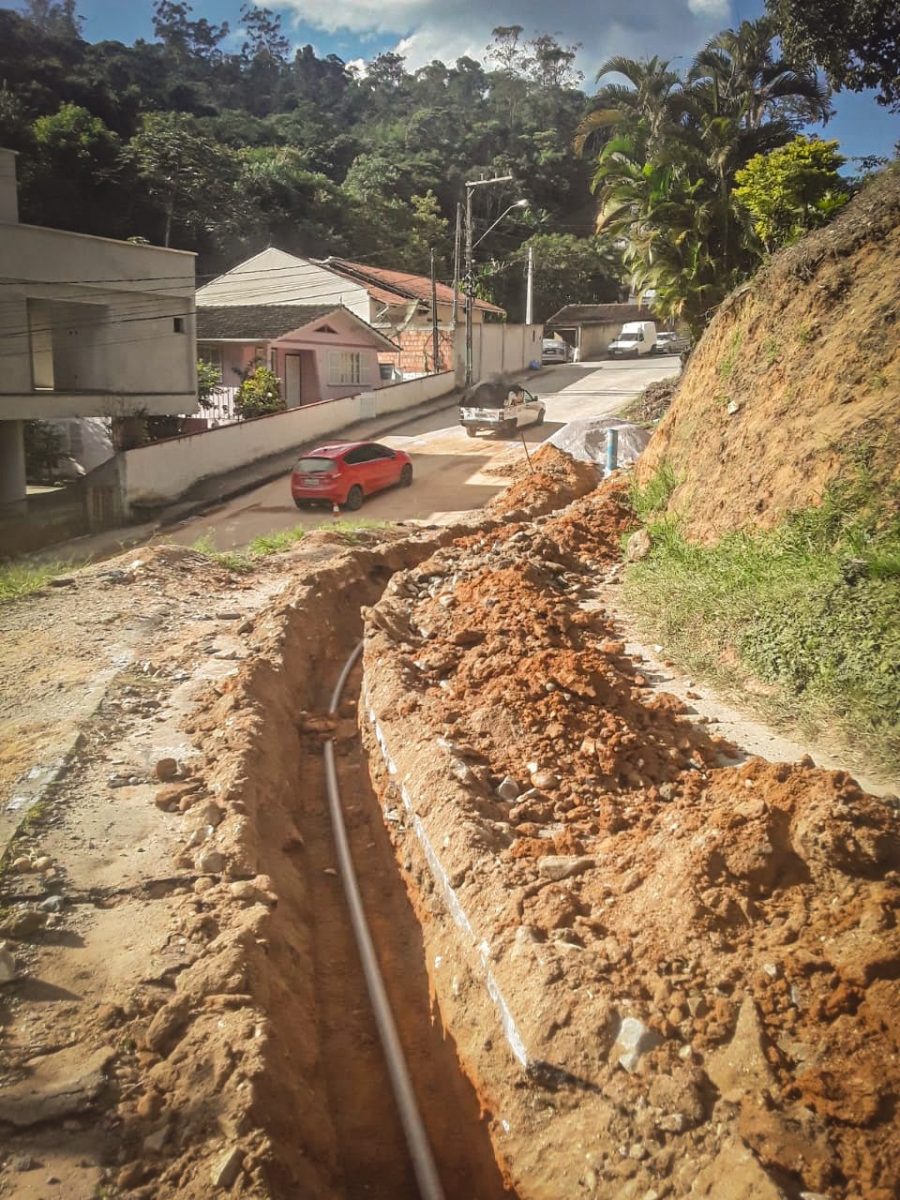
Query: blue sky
[[6, 0, 898, 160]]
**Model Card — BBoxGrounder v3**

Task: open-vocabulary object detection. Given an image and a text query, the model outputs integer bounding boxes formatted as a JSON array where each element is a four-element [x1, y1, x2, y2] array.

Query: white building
[[0, 147, 197, 507]]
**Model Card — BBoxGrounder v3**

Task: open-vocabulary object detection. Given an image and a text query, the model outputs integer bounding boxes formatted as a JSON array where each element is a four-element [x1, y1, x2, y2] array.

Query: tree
[[527, 35, 583, 91], [733, 136, 849, 249], [240, 3, 289, 66], [23, 102, 125, 235], [21, 0, 82, 39], [153, 1, 229, 63], [690, 17, 831, 132], [581, 19, 837, 333], [766, 0, 900, 110], [196, 358, 222, 409], [24, 419, 64, 483], [128, 111, 236, 246], [488, 233, 621, 322], [575, 57, 685, 156]]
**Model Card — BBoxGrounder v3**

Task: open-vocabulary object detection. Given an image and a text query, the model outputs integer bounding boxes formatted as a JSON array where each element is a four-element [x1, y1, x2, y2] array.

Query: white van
[[608, 321, 657, 359]]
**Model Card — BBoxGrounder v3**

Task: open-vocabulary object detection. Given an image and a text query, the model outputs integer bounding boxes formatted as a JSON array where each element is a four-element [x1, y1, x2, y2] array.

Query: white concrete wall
[[0, 222, 197, 419], [452, 324, 543, 385], [123, 371, 455, 509]]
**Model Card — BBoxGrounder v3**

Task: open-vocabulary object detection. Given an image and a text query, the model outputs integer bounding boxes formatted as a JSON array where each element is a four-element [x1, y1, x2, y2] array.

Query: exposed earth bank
[[638, 166, 900, 542]]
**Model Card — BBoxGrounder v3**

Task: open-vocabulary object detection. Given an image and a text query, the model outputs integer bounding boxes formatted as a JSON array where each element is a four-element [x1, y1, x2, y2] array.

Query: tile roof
[[546, 303, 659, 326], [196, 304, 337, 340], [325, 258, 506, 316]]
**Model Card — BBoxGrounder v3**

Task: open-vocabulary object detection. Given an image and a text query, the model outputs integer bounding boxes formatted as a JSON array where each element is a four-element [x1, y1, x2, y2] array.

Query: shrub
[[235, 362, 284, 420]]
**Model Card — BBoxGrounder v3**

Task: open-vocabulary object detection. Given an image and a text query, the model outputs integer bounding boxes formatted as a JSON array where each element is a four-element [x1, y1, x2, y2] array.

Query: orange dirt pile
[[637, 167, 900, 542], [485, 443, 600, 518], [362, 478, 900, 1200]]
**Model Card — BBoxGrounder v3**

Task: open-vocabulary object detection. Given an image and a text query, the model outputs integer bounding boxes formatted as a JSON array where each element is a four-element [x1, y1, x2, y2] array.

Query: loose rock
[[155, 757, 179, 782], [211, 1147, 244, 1189]]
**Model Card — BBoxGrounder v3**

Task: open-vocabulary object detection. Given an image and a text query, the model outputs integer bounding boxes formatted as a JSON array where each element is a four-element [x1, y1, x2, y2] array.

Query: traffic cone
[[332, 501, 340, 515]]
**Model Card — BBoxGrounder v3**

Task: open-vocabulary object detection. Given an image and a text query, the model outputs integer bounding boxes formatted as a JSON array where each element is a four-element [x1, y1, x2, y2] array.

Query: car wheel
[[345, 485, 364, 511], [399, 463, 413, 487], [465, 428, 477, 438], [293, 499, 306, 509], [498, 421, 516, 438], [535, 409, 545, 425]]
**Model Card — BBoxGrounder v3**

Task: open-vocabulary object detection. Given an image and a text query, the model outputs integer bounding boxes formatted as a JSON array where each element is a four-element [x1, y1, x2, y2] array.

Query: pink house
[[196, 303, 398, 423]]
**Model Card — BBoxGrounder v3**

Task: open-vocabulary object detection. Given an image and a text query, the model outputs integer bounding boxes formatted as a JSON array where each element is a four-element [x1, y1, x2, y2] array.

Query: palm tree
[[574, 55, 685, 156], [689, 17, 831, 131], [581, 18, 831, 334]]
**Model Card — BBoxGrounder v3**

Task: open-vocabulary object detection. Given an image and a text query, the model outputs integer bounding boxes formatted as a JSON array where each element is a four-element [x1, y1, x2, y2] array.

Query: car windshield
[[618, 333, 639, 342], [295, 457, 336, 473]]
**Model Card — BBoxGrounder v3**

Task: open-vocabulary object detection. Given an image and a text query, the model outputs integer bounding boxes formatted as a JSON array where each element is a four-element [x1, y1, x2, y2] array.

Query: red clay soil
[[361, 475, 900, 1200], [485, 443, 601, 519], [637, 168, 900, 542]]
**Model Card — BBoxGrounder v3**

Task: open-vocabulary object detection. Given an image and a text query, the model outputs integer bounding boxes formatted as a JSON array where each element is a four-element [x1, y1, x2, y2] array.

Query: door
[[285, 354, 302, 408], [368, 444, 399, 490]]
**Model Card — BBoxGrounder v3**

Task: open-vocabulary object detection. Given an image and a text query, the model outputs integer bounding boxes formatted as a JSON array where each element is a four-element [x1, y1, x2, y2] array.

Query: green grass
[[624, 463, 900, 771], [189, 526, 307, 570], [0, 561, 74, 604], [717, 329, 743, 381], [189, 534, 254, 573], [246, 526, 307, 555], [324, 518, 393, 543], [190, 518, 393, 569], [629, 463, 678, 523]]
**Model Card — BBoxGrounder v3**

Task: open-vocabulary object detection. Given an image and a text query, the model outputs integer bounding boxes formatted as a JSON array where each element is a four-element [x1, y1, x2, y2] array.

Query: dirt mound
[[637, 167, 900, 542], [361, 480, 899, 1199], [620, 376, 679, 427], [485, 444, 599, 518]]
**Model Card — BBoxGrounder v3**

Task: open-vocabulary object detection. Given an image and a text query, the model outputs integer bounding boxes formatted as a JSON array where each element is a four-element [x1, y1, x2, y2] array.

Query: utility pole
[[464, 174, 514, 388], [430, 247, 440, 373], [464, 185, 474, 387], [451, 203, 461, 328], [525, 244, 534, 326]]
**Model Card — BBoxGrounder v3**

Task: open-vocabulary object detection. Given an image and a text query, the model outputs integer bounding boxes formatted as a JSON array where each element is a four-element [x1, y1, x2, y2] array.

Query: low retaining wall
[[122, 371, 455, 510]]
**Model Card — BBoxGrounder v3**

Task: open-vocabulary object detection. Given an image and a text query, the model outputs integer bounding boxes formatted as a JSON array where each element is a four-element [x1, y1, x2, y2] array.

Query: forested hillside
[[0, 1, 615, 317], [0, 1, 881, 326]]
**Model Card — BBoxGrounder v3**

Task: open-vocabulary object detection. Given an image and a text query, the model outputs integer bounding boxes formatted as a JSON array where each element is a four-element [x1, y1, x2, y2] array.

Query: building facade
[[0, 147, 197, 507]]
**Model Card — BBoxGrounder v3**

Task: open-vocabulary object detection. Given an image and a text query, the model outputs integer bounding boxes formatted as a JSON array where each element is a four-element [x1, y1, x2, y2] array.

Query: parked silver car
[[542, 337, 571, 364], [653, 331, 691, 355]]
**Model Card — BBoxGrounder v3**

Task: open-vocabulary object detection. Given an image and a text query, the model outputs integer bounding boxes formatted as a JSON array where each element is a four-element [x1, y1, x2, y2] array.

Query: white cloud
[[687, 0, 731, 17], [268, 0, 737, 79]]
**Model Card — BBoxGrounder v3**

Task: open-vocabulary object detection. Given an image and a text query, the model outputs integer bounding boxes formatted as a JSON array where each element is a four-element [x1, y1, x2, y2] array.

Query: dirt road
[[161, 358, 677, 550]]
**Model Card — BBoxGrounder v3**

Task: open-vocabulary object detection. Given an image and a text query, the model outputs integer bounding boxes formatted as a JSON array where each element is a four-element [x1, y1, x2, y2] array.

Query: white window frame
[[328, 350, 363, 386]]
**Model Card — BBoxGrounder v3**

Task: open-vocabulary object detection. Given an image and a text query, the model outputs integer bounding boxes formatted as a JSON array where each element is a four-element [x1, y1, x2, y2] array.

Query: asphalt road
[[161, 356, 679, 551]]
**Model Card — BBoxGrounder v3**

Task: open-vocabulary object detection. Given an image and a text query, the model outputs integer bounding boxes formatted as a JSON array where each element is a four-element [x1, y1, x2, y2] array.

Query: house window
[[173, 317, 186, 333], [328, 350, 363, 386]]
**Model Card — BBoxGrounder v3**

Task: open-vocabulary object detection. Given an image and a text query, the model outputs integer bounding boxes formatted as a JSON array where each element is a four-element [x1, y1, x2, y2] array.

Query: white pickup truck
[[459, 379, 546, 438]]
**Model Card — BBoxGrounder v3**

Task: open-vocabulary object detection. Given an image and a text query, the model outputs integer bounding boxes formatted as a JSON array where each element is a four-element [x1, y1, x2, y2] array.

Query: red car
[[291, 441, 413, 510]]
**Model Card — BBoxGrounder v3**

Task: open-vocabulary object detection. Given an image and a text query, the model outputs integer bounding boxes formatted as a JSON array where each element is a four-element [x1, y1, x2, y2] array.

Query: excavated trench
[[212, 539, 517, 1199]]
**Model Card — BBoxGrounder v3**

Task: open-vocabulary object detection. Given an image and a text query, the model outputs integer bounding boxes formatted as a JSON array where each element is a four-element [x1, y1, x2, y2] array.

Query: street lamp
[[464, 177, 527, 386], [472, 198, 529, 250]]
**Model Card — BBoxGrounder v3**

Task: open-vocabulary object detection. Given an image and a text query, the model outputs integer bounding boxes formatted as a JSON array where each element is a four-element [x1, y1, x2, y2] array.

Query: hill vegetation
[[0, 1, 871, 329]]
